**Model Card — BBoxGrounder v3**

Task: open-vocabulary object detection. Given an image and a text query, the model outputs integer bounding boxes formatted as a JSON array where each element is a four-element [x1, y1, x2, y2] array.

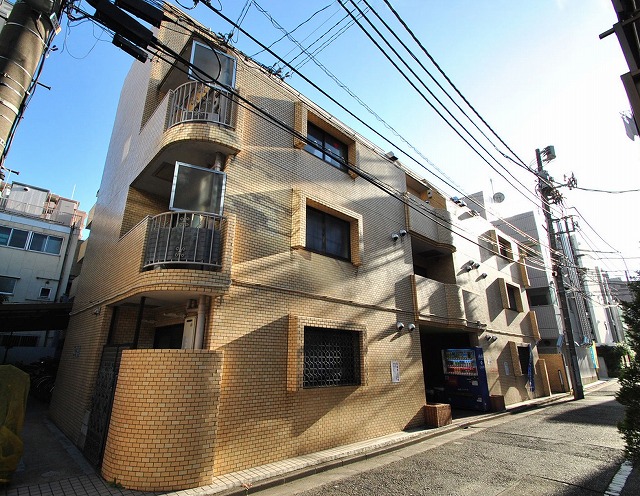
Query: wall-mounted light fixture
[[385, 151, 398, 161], [391, 233, 400, 241], [480, 272, 488, 279], [392, 229, 408, 241], [396, 322, 405, 331], [408, 323, 416, 331]]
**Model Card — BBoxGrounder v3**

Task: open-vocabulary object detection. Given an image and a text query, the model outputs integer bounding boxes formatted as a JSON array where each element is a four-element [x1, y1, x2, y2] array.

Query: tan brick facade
[[50, 10, 550, 491]]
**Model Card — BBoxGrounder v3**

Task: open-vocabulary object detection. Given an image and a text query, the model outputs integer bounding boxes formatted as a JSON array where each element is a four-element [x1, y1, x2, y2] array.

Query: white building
[[0, 180, 85, 364]]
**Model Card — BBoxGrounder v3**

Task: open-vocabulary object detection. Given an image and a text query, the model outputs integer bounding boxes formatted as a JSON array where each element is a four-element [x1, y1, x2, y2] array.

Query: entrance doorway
[[419, 327, 472, 404]]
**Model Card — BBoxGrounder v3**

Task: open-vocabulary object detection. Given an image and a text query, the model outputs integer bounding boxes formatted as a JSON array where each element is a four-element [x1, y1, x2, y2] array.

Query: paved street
[[257, 381, 635, 496]]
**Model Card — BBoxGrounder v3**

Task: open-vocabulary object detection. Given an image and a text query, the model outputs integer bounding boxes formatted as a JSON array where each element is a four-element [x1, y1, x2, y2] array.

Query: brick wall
[[101, 349, 223, 491]]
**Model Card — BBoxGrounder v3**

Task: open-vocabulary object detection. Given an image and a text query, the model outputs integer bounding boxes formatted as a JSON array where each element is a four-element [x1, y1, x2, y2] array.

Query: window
[[497, 235, 513, 260], [0, 226, 9, 245], [498, 278, 523, 312], [28, 233, 62, 254], [0, 226, 62, 254], [39, 287, 51, 299], [528, 289, 550, 307], [189, 41, 236, 87], [506, 284, 518, 311], [306, 207, 350, 260], [517, 346, 532, 377], [304, 122, 348, 171], [170, 162, 227, 215], [8, 228, 28, 249], [0, 276, 17, 295], [303, 326, 360, 388], [44, 236, 62, 254]]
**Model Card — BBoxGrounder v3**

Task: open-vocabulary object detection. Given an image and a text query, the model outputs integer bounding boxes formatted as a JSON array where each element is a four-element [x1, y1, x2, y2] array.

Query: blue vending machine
[[442, 347, 490, 412]]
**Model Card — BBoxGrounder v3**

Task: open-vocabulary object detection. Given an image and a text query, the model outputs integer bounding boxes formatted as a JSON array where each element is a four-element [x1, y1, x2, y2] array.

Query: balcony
[[406, 201, 455, 251], [167, 81, 234, 129], [413, 275, 466, 327], [144, 211, 224, 270]]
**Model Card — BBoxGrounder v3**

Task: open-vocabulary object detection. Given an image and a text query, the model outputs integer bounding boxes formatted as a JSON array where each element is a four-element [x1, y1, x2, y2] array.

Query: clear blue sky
[[4, 0, 639, 276]]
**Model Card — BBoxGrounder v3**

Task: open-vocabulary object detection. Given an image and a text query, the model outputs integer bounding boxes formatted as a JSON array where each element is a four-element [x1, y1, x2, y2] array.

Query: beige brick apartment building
[[50, 7, 549, 491]]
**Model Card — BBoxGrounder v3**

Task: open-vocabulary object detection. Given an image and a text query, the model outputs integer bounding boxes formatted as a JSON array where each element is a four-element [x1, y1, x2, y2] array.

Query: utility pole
[[0, 0, 62, 175], [536, 146, 584, 400]]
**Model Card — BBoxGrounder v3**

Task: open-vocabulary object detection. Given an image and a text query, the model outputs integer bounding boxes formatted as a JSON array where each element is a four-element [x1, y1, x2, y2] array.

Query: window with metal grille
[[303, 326, 360, 388], [306, 207, 351, 260]]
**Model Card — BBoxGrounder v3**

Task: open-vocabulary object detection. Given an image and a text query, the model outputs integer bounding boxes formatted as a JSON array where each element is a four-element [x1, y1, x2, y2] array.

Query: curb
[[212, 385, 608, 496]]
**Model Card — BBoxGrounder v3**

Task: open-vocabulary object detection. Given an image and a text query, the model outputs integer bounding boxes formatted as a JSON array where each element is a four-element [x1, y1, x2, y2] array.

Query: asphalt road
[[257, 381, 635, 496]]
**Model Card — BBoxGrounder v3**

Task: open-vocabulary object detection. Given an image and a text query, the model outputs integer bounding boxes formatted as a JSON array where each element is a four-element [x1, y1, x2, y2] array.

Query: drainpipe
[[212, 152, 225, 171], [194, 295, 208, 349]]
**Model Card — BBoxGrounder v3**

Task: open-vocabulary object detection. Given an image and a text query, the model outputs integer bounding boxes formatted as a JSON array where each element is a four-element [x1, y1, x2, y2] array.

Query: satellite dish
[[492, 192, 505, 203]]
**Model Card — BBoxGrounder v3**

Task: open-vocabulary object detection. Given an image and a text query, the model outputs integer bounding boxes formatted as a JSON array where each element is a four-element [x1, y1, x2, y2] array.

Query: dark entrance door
[[83, 344, 130, 467]]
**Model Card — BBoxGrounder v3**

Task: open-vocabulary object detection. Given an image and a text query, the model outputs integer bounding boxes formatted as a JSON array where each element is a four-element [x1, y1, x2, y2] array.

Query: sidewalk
[[0, 381, 614, 496]]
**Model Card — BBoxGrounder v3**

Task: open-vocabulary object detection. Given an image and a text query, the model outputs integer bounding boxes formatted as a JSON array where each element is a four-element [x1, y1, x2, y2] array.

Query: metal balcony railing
[[144, 211, 224, 270], [167, 81, 234, 128], [0, 197, 83, 227]]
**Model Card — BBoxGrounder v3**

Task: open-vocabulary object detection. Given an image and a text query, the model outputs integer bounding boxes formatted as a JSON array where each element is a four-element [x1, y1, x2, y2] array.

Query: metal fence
[[167, 81, 234, 128], [144, 211, 224, 270]]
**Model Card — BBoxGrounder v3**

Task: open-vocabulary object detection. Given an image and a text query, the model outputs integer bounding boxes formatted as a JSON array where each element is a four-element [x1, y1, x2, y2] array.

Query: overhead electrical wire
[[338, 0, 546, 214], [231, 0, 565, 266], [379, 0, 530, 172]]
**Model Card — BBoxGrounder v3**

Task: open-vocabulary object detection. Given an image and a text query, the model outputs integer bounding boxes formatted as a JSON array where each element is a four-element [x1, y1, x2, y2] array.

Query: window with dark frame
[[303, 326, 360, 388], [39, 287, 51, 299], [305, 206, 351, 260], [304, 122, 348, 171]]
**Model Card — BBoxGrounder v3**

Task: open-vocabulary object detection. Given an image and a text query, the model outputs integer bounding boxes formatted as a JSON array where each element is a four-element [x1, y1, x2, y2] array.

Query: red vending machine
[[442, 347, 490, 412]]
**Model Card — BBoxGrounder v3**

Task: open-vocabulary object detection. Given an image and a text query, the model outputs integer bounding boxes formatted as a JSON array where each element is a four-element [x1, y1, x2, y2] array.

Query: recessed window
[[39, 287, 51, 299], [499, 278, 523, 312], [304, 122, 348, 171], [0, 276, 17, 295], [506, 284, 518, 311], [497, 235, 513, 260], [305, 207, 350, 260], [517, 345, 531, 376], [303, 326, 361, 388]]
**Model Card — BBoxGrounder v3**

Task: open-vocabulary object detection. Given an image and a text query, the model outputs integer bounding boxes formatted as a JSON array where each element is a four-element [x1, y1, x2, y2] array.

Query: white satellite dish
[[492, 192, 505, 204]]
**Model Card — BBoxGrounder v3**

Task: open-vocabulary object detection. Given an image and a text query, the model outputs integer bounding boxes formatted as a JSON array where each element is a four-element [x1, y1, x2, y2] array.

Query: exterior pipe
[[194, 295, 207, 349]]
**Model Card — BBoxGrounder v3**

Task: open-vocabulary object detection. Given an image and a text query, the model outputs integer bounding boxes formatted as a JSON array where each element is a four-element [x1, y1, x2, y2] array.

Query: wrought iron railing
[[166, 81, 234, 128], [143, 211, 224, 270]]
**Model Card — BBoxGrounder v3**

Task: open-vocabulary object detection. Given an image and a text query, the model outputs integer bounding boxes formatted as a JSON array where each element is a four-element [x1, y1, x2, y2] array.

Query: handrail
[[167, 81, 234, 128], [144, 211, 225, 270]]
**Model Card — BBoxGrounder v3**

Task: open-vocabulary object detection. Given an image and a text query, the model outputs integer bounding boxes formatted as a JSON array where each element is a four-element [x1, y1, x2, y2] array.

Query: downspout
[[194, 295, 208, 349], [212, 152, 225, 171]]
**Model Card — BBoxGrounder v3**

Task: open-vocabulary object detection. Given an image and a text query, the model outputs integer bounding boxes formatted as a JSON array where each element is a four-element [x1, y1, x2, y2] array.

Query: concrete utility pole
[[536, 147, 584, 401], [0, 0, 60, 172]]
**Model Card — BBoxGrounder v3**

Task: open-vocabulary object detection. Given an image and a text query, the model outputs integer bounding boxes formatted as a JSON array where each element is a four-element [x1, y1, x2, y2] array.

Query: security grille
[[303, 327, 360, 388]]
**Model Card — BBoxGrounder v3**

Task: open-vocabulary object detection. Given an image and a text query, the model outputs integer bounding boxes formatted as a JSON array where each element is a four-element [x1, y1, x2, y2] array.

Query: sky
[[3, 0, 639, 278]]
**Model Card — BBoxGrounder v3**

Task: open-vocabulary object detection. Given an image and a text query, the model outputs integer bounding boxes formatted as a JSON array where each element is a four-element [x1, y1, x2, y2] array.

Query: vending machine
[[442, 347, 490, 412]]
